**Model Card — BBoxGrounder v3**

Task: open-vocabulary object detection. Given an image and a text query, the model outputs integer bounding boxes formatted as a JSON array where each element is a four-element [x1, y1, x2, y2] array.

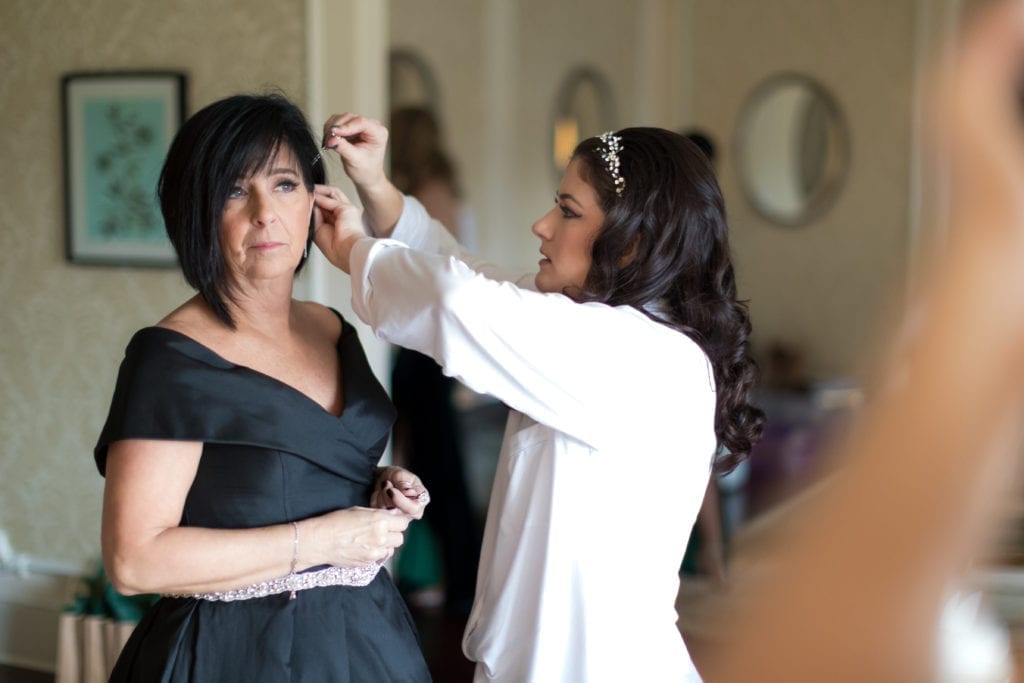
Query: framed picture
[[62, 71, 186, 266]]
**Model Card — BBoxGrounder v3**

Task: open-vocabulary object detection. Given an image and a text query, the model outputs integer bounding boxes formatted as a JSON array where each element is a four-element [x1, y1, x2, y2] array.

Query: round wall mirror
[[734, 74, 849, 227]]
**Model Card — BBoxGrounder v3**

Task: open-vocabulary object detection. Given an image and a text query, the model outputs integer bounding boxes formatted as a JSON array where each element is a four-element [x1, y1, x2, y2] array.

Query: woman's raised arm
[[705, 1, 1024, 679], [322, 113, 404, 237]]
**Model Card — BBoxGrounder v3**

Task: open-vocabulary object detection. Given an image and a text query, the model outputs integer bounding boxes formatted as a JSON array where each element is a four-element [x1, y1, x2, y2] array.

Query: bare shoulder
[[294, 300, 343, 344], [155, 295, 222, 343]]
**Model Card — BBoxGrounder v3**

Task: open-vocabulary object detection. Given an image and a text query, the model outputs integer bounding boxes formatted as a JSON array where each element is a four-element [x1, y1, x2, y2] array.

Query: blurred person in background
[[388, 105, 483, 614]]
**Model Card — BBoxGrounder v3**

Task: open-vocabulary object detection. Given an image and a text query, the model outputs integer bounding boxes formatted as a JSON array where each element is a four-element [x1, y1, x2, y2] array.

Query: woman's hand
[[306, 506, 412, 566], [371, 466, 430, 520], [322, 113, 389, 191], [313, 183, 364, 273], [321, 114, 405, 237]]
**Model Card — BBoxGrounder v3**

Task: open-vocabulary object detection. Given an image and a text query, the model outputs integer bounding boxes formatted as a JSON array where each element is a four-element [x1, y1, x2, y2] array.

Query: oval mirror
[[734, 74, 849, 227], [389, 49, 441, 112], [551, 67, 617, 179]]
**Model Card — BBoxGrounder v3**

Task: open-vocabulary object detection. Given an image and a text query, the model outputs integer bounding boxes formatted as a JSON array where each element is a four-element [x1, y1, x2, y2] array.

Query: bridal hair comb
[[598, 131, 624, 196]]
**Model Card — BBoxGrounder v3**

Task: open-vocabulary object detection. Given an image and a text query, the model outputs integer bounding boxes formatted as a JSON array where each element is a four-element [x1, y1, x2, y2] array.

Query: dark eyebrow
[[557, 192, 584, 209], [268, 166, 301, 176]]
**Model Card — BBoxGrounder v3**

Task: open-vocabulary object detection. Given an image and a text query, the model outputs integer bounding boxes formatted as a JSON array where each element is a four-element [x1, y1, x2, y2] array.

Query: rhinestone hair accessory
[[598, 131, 625, 196]]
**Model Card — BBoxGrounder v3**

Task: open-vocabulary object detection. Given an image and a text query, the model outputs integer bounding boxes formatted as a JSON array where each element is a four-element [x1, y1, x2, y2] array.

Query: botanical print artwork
[[83, 99, 166, 243], [63, 72, 185, 265]]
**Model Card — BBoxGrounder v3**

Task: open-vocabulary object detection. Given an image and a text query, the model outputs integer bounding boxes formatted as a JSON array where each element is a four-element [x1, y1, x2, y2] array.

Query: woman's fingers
[[312, 184, 363, 238], [322, 113, 387, 153], [320, 114, 390, 189], [313, 183, 354, 204], [369, 487, 389, 510], [356, 509, 410, 563], [384, 481, 430, 520], [369, 470, 430, 519], [321, 112, 362, 147]]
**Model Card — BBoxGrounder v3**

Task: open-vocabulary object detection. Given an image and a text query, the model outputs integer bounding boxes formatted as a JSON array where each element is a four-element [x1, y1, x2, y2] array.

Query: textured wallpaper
[[0, 0, 305, 568], [1, 0, 922, 569]]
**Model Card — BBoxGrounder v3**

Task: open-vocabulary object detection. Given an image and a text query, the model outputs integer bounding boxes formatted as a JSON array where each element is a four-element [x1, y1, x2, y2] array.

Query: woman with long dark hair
[[312, 120, 764, 681]]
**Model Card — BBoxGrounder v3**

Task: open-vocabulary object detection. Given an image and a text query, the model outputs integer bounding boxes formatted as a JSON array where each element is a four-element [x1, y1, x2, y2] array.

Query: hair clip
[[598, 131, 625, 196], [312, 148, 326, 166]]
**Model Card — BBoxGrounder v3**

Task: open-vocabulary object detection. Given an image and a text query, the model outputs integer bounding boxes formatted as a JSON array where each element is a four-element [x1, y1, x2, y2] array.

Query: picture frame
[[62, 71, 187, 266]]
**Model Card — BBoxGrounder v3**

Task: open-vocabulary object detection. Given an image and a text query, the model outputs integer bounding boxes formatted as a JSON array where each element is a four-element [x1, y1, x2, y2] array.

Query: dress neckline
[[141, 325, 348, 420]]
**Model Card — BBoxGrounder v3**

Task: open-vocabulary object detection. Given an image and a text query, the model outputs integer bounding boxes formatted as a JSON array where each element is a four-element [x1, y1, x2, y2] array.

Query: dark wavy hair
[[572, 128, 764, 472], [158, 93, 325, 328]]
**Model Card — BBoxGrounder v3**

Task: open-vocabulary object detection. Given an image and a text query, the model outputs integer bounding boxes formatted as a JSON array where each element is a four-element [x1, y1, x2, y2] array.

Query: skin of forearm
[[106, 518, 327, 596], [353, 177, 403, 238], [327, 230, 364, 275]]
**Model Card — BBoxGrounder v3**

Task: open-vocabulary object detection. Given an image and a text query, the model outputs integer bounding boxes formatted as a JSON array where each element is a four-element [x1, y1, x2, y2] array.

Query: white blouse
[[349, 196, 716, 682]]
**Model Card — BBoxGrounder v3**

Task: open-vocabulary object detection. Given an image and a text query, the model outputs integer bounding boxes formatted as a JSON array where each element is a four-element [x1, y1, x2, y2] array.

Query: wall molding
[[0, 529, 87, 671], [0, 572, 82, 672]]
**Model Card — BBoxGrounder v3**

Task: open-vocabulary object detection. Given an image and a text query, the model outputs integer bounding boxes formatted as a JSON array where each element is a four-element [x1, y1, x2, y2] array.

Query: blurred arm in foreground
[[705, 1, 1024, 680]]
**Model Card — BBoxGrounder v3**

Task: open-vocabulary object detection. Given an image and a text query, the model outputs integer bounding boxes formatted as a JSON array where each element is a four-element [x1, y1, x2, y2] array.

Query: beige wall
[[0, 0, 306, 570], [692, 0, 916, 380], [391, 0, 918, 382], [390, 0, 652, 271], [1, 0, 921, 572]]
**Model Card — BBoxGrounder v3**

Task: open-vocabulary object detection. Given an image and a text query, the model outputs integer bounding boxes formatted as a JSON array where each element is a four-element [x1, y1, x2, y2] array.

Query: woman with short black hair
[[96, 93, 431, 682]]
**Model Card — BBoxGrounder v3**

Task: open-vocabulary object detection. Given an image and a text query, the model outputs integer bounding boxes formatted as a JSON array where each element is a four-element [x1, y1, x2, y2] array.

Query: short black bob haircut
[[158, 93, 325, 328]]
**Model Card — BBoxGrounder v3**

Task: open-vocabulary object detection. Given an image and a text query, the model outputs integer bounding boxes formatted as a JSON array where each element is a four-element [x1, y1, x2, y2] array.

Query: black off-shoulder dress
[[94, 312, 430, 682]]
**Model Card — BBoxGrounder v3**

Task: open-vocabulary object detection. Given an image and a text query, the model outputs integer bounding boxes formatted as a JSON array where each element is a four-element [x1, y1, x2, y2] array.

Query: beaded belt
[[166, 564, 382, 602]]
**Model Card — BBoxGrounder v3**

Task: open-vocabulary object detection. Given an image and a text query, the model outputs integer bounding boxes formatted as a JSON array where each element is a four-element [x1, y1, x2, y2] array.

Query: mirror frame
[[389, 48, 441, 112], [550, 66, 617, 181], [733, 72, 850, 228]]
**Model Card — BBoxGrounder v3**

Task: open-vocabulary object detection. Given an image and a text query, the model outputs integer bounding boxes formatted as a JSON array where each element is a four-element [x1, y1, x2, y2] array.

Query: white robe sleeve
[[386, 195, 535, 288], [349, 206, 715, 451]]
